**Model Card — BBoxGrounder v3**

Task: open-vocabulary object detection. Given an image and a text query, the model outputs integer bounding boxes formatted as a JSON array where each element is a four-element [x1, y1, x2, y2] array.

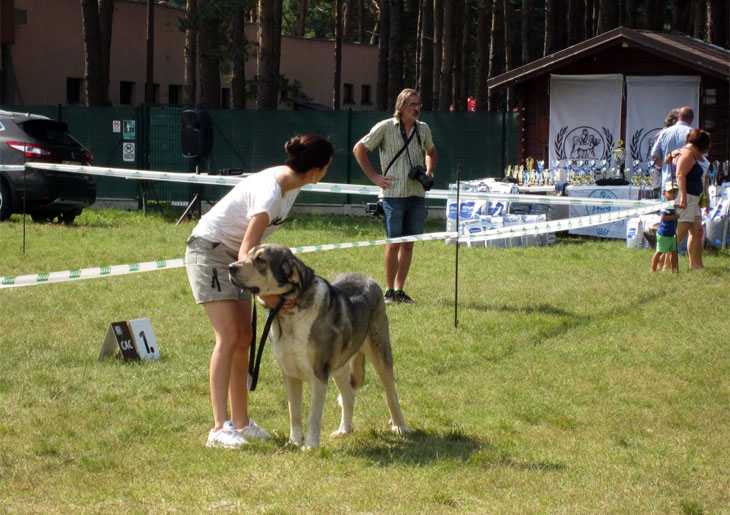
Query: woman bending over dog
[[185, 134, 334, 449]]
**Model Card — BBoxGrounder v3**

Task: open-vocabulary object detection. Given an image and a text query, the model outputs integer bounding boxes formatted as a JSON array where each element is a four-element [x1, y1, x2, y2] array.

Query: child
[[650, 182, 679, 272]]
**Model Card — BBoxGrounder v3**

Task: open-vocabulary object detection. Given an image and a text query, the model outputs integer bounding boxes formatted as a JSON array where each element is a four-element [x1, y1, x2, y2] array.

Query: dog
[[228, 243, 409, 449]]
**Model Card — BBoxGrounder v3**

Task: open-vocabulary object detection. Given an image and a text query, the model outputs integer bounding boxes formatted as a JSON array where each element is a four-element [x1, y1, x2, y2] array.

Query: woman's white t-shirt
[[191, 168, 300, 252]]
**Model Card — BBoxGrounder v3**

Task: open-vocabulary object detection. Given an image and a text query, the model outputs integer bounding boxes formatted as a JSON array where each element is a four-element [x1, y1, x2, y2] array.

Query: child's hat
[[664, 181, 679, 191]]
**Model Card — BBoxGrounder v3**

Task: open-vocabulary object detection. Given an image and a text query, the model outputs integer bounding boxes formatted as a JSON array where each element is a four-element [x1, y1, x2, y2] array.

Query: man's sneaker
[[383, 288, 396, 305], [394, 290, 415, 304], [206, 422, 247, 449], [238, 417, 271, 442]]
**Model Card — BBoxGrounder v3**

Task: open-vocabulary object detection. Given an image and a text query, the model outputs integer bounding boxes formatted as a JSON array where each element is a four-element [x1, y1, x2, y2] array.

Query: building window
[[67, 78, 82, 105], [361, 84, 372, 105], [343, 83, 354, 104], [221, 88, 231, 109], [120, 81, 135, 105], [168, 84, 182, 105]]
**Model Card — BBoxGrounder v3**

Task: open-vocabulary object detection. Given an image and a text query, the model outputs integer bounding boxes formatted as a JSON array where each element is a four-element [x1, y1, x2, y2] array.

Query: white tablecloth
[[566, 185, 642, 239]]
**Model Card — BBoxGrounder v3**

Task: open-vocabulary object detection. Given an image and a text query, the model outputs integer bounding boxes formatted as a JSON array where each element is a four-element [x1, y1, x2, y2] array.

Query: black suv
[[0, 110, 96, 223]]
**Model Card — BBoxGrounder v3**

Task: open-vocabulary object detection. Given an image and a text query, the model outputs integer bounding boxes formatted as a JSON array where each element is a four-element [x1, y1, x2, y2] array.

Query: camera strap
[[382, 123, 417, 177], [400, 123, 426, 171]]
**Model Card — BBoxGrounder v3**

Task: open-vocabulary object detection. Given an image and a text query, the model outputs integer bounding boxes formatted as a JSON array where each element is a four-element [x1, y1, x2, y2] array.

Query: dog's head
[[228, 243, 315, 299]]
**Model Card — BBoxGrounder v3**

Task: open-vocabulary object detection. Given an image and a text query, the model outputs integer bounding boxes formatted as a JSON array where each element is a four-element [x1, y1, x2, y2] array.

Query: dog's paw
[[389, 420, 410, 434], [330, 427, 352, 439], [289, 432, 304, 447], [301, 444, 318, 452]]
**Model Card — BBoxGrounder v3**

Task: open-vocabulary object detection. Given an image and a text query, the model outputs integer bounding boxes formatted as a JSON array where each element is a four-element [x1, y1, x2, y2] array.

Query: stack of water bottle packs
[[446, 178, 555, 248]]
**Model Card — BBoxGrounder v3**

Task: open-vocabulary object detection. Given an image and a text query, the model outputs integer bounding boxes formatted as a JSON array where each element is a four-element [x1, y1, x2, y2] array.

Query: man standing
[[353, 88, 437, 305], [651, 106, 694, 187]]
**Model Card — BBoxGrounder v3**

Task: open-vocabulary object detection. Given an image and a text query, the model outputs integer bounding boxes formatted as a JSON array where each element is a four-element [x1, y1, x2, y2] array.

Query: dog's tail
[[349, 352, 366, 392]]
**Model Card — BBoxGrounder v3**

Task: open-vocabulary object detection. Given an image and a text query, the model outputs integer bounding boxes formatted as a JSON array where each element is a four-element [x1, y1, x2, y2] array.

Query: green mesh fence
[[2, 105, 517, 207]]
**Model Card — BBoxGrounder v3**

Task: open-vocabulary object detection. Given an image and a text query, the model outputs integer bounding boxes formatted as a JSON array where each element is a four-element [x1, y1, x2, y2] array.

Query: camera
[[408, 165, 434, 191], [366, 199, 385, 217]]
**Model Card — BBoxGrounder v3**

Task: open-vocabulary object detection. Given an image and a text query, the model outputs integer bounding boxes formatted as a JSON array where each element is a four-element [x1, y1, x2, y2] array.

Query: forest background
[[79, 0, 730, 111]]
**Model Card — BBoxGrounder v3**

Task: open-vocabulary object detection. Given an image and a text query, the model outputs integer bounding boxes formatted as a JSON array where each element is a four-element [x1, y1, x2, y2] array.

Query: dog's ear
[[285, 255, 314, 295]]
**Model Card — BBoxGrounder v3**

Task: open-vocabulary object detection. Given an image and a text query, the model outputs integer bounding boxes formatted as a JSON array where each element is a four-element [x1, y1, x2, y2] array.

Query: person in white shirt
[[185, 134, 334, 449]]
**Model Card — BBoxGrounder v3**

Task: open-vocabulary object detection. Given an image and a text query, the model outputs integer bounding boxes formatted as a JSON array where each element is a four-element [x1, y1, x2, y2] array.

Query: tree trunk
[[474, 0, 490, 111], [597, 0, 619, 34], [231, 2, 247, 109], [644, 0, 664, 30], [184, 0, 197, 105], [387, 0, 404, 109], [198, 0, 221, 109], [334, 0, 343, 109], [567, 0, 583, 46], [437, 0, 453, 111], [521, 0, 533, 64], [359, 0, 365, 43], [693, 0, 705, 38], [707, 0, 727, 45], [273, 0, 282, 92], [257, 0, 279, 109], [502, 0, 512, 110], [344, 0, 354, 42], [487, 0, 503, 110], [673, 0, 691, 34], [81, 0, 113, 106], [295, 0, 307, 37], [458, 0, 472, 109], [98, 0, 113, 105], [419, 0, 434, 110], [432, 0, 442, 108], [451, 0, 464, 111], [585, 0, 595, 39], [623, 0, 638, 29], [544, 0, 565, 56], [376, 0, 390, 110]]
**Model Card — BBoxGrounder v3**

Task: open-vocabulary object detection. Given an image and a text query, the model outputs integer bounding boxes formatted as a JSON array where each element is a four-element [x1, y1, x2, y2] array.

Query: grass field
[[1, 209, 729, 514]]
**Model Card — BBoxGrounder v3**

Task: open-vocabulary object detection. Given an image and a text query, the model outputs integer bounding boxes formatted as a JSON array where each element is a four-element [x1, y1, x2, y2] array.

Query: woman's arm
[[238, 212, 270, 260], [238, 212, 294, 310], [674, 149, 692, 209]]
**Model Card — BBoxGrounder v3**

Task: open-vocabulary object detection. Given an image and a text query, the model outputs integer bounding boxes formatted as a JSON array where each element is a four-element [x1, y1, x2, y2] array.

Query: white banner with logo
[[566, 185, 640, 239], [625, 75, 700, 165], [549, 74, 623, 168]]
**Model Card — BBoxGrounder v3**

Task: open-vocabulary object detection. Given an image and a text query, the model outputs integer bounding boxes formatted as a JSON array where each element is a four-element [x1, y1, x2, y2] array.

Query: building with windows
[[0, 0, 378, 109]]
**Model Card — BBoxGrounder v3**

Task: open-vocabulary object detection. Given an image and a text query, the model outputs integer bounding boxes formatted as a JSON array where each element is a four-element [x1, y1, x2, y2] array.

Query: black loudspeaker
[[181, 109, 213, 160]]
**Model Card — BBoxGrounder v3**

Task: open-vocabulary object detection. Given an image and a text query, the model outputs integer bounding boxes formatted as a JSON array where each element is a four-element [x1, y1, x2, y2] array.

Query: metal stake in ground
[[454, 164, 461, 329]]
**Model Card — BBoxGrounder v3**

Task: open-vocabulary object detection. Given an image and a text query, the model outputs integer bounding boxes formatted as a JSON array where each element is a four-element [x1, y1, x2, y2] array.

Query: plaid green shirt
[[358, 117, 435, 198]]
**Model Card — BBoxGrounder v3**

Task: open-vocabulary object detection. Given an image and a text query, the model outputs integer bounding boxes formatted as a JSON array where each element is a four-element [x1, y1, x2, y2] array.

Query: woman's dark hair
[[686, 129, 711, 153], [284, 134, 334, 174]]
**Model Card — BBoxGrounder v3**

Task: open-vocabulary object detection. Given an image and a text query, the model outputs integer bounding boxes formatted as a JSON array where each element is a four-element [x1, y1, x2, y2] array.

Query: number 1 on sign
[[129, 318, 160, 360]]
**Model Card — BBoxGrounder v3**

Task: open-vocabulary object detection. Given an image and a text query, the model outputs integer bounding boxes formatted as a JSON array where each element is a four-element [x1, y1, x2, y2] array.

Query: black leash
[[248, 296, 287, 391]]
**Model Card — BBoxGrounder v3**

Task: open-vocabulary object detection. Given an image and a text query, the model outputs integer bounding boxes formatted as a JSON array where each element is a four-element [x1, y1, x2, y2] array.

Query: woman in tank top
[[667, 129, 711, 270]]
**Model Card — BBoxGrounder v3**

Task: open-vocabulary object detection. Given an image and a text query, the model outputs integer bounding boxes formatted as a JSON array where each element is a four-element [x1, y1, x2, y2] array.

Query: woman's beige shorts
[[185, 235, 251, 304], [676, 193, 701, 223]]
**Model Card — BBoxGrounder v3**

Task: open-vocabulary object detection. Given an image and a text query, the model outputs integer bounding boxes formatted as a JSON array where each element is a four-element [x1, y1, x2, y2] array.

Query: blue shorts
[[382, 196, 425, 238]]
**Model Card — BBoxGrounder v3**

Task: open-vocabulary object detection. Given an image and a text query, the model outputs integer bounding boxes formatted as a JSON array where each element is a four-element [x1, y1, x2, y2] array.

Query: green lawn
[[1, 209, 728, 514]]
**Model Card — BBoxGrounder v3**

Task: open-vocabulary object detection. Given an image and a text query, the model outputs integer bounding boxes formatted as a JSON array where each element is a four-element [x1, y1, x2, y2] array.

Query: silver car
[[0, 110, 96, 223]]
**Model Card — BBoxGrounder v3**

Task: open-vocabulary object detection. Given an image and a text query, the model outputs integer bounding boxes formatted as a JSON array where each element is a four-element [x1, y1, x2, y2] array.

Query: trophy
[[598, 159, 608, 182], [611, 140, 626, 179], [525, 156, 535, 172], [631, 159, 641, 185], [711, 161, 720, 186], [518, 165, 525, 186], [504, 165, 512, 179]]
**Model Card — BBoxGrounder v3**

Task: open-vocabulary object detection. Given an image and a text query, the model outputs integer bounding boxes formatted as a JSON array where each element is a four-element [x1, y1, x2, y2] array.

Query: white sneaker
[[206, 422, 247, 449], [238, 417, 271, 442]]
